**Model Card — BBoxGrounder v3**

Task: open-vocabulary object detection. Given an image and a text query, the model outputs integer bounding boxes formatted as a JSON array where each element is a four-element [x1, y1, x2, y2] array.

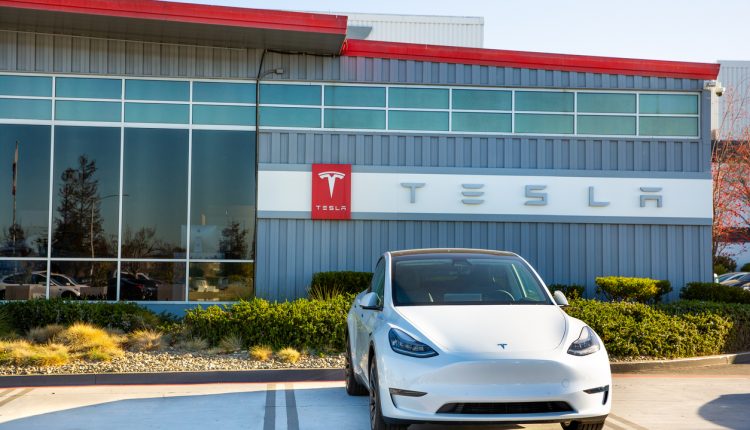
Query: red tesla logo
[[312, 164, 351, 220]]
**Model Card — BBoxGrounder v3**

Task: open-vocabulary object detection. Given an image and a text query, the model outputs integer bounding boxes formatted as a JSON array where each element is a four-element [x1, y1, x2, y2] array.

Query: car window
[[368, 258, 386, 306]]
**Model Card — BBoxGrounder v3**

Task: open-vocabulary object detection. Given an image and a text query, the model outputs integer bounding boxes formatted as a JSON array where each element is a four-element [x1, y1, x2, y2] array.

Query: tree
[[1, 223, 31, 256], [219, 220, 252, 277]]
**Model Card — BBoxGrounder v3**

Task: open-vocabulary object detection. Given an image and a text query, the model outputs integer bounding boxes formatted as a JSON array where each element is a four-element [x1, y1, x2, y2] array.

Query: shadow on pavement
[[698, 393, 750, 430]]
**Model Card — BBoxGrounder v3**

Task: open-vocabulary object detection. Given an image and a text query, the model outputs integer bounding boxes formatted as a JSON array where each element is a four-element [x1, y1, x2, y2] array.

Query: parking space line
[[284, 383, 299, 430], [0, 388, 15, 398], [264, 383, 276, 430], [0, 388, 32, 409], [608, 413, 650, 430]]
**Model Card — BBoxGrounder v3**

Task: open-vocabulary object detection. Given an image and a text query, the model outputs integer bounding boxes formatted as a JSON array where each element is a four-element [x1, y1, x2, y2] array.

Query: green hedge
[[183, 295, 354, 350], [595, 276, 659, 302], [0, 299, 160, 333], [308, 271, 373, 299], [661, 300, 750, 353], [680, 282, 750, 305]]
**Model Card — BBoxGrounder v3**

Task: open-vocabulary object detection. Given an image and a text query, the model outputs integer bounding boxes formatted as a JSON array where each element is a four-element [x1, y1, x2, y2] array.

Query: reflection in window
[[189, 262, 254, 301], [117, 261, 186, 301], [191, 130, 255, 260], [50, 261, 114, 301], [0, 260, 47, 300], [52, 127, 121, 258], [122, 128, 188, 259], [0, 125, 50, 257]]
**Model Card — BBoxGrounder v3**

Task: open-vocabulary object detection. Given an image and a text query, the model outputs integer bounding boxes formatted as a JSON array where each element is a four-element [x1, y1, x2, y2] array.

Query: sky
[[177, 0, 747, 63]]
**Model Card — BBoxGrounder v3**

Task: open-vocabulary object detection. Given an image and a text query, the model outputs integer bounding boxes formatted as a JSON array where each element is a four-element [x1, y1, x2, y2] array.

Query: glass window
[[125, 103, 189, 124], [192, 105, 254, 126], [118, 261, 186, 301], [515, 114, 574, 134], [259, 84, 320, 105], [452, 112, 511, 133], [639, 94, 698, 115], [577, 93, 636, 113], [324, 109, 386, 130], [125, 79, 189, 101], [190, 130, 255, 260], [324, 86, 385, 107], [389, 87, 449, 109], [0, 75, 52, 97], [49, 261, 115, 301], [122, 128, 188, 259], [515, 91, 574, 112], [0, 125, 51, 257], [52, 126, 121, 258], [389, 111, 449, 131], [639, 116, 699, 137], [577, 115, 636, 135], [452, 89, 511, 110], [0, 260, 47, 300], [56, 77, 121, 99], [259, 107, 321, 128], [0, 99, 51, 120], [369, 258, 386, 305], [55, 101, 121, 122], [193, 81, 254, 104], [188, 262, 254, 301]]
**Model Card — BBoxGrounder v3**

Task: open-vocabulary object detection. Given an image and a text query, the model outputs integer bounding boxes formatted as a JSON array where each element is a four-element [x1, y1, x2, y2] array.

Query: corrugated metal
[[344, 13, 484, 48], [255, 219, 711, 301], [717, 60, 750, 139]]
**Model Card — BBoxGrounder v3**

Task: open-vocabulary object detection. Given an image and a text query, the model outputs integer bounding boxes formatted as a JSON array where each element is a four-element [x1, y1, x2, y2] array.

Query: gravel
[[0, 349, 345, 376]]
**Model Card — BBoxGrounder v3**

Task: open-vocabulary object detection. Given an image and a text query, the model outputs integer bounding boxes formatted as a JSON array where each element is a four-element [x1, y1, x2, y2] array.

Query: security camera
[[704, 80, 725, 97], [715, 86, 725, 97]]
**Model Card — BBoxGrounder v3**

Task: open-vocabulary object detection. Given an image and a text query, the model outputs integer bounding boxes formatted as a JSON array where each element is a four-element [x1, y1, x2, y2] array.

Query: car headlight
[[388, 328, 438, 358], [567, 326, 601, 356]]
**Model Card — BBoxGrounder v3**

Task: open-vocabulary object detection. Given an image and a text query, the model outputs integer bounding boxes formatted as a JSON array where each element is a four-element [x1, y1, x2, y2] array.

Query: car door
[[354, 257, 386, 377]]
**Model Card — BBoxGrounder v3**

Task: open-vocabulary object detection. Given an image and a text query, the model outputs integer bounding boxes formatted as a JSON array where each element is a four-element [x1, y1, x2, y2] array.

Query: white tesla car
[[346, 249, 611, 430]]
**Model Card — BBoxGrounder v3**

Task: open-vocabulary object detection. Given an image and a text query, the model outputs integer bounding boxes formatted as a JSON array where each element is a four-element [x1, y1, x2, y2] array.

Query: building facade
[[344, 12, 484, 48], [0, 0, 718, 310]]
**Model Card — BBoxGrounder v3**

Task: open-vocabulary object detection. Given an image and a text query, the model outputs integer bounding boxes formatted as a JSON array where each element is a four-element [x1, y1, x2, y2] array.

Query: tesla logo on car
[[312, 164, 351, 220], [498, 343, 508, 350]]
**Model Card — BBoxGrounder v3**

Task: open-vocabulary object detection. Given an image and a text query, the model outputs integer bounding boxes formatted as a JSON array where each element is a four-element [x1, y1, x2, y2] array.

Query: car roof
[[388, 248, 519, 258]]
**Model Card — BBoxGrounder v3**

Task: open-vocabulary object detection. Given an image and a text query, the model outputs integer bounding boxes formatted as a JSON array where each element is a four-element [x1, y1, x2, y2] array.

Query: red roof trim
[[341, 40, 720, 80], [0, 0, 348, 35]]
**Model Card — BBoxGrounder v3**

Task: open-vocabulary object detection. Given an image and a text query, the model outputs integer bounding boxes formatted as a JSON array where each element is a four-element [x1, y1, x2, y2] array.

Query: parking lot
[[0, 364, 748, 430]]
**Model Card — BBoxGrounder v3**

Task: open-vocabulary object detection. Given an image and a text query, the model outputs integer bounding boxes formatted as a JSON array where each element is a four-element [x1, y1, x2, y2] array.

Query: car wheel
[[369, 359, 407, 430], [345, 335, 368, 396], [561, 420, 605, 430]]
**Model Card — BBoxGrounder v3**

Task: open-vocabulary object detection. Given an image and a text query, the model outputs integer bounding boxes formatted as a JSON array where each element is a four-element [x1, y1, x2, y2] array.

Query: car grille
[[436, 401, 574, 415]]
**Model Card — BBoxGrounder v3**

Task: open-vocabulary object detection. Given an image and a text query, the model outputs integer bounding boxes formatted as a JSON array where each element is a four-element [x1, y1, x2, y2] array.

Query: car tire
[[561, 420, 605, 430], [369, 359, 408, 430], [345, 335, 368, 396]]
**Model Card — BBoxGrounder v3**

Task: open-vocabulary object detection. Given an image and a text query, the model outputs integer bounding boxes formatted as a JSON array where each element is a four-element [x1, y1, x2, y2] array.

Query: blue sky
[[178, 0, 747, 63]]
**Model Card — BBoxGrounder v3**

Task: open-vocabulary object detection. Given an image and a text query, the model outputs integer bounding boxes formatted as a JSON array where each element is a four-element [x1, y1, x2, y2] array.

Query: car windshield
[[391, 253, 553, 306]]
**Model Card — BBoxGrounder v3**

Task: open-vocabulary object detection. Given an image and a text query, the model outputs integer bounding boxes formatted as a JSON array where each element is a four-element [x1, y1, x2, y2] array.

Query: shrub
[[54, 323, 123, 361], [308, 271, 373, 299], [218, 334, 244, 353], [595, 276, 659, 302], [680, 282, 750, 304], [126, 329, 165, 352], [0, 306, 13, 339], [0, 340, 70, 366], [547, 284, 585, 300], [26, 324, 65, 344], [175, 337, 209, 352], [653, 280, 673, 303], [714, 264, 729, 276], [249, 345, 273, 361], [741, 262, 750, 272], [277, 347, 301, 364], [714, 255, 737, 272], [0, 299, 160, 334], [184, 295, 354, 351], [661, 300, 750, 353]]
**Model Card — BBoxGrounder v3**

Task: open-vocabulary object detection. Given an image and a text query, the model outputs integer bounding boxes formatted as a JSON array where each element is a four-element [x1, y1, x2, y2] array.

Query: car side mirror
[[552, 290, 569, 307], [359, 292, 381, 310]]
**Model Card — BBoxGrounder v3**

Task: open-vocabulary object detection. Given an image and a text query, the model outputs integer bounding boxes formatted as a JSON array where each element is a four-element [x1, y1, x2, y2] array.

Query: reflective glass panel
[[0, 75, 51, 97], [49, 261, 115, 301], [324, 86, 385, 107], [389, 111, 449, 131], [56, 77, 121, 99], [389, 88, 449, 109], [125, 103, 189, 124], [259, 107, 320, 127], [193, 81, 254, 103], [515, 114, 574, 134], [191, 130, 255, 260], [0, 99, 51, 120], [0, 260, 47, 300], [52, 126, 121, 258], [515, 91, 574, 112], [324, 109, 385, 129], [189, 262, 254, 301], [639, 94, 698, 115], [118, 261, 186, 301], [577, 93, 636, 113], [577, 115, 636, 135], [0, 125, 50, 257], [55, 101, 121, 122], [125, 79, 189, 101], [639, 116, 699, 137], [452, 112, 511, 133], [259, 84, 320, 105], [192, 105, 254, 126], [452, 89, 511, 110], [122, 128, 188, 259]]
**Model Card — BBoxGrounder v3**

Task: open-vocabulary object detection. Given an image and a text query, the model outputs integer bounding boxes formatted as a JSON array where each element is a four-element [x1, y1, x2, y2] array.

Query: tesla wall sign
[[312, 164, 351, 220]]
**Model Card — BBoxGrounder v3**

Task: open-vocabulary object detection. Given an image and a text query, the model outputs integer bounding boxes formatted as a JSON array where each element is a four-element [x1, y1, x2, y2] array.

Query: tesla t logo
[[312, 164, 351, 220], [498, 343, 508, 350]]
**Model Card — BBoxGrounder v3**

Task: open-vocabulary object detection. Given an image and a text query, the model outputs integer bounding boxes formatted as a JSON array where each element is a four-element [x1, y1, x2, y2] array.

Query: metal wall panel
[[256, 219, 711, 301]]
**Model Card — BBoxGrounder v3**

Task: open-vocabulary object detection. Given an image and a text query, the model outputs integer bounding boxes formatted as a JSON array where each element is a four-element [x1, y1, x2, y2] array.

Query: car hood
[[395, 304, 568, 354]]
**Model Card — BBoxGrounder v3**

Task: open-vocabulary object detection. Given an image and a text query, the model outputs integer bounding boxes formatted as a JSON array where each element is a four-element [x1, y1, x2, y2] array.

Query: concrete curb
[[610, 351, 750, 373]]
